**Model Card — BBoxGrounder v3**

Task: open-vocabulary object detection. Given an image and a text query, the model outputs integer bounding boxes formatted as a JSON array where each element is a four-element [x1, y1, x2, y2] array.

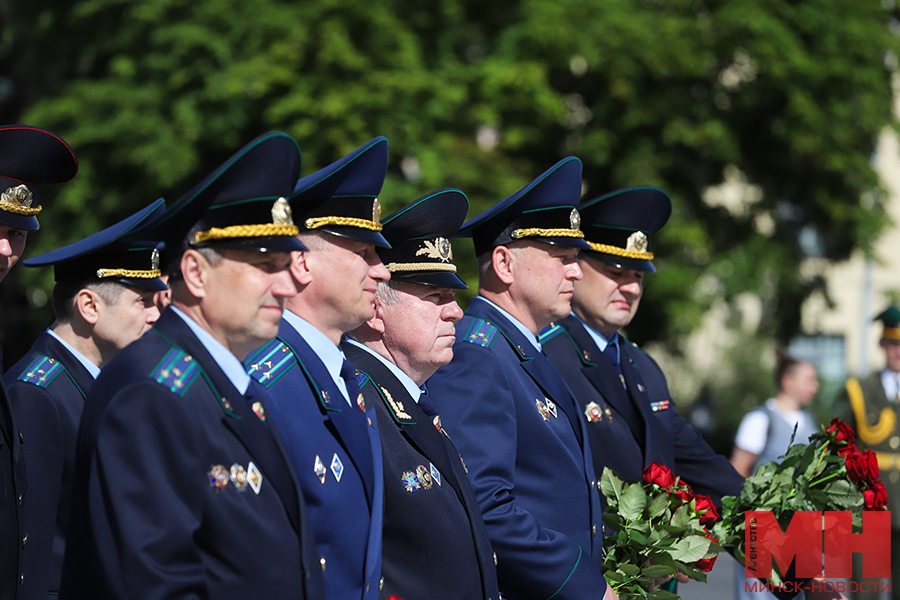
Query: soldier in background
[[840, 305, 900, 600], [5, 198, 165, 600], [0, 125, 78, 600], [343, 189, 500, 600]]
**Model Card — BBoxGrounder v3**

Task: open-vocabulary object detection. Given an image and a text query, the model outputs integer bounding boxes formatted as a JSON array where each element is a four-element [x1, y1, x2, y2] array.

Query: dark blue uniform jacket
[[245, 317, 382, 600], [59, 308, 324, 600], [428, 299, 607, 600], [5, 332, 94, 600], [342, 341, 500, 600], [541, 315, 743, 504]]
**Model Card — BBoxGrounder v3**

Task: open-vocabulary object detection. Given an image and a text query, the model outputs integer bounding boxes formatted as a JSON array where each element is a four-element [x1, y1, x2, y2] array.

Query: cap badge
[[151, 247, 160, 270], [625, 231, 649, 253], [372, 198, 382, 224], [2, 184, 33, 208], [271, 196, 294, 225], [415, 237, 453, 263], [570, 208, 581, 231], [1, 184, 40, 215]]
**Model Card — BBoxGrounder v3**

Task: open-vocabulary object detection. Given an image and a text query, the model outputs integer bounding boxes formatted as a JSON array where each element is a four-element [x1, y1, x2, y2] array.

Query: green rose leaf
[[620, 482, 649, 521], [669, 535, 711, 563]]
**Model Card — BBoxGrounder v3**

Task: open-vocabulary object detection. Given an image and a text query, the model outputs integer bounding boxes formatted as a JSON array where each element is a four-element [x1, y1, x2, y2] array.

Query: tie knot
[[418, 392, 439, 417], [340, 359, 356, 382]]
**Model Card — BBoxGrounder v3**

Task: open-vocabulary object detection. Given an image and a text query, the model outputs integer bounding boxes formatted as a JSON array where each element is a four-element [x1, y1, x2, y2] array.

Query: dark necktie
[[603, 338, 626, 389], [340, 358, 364, 415]]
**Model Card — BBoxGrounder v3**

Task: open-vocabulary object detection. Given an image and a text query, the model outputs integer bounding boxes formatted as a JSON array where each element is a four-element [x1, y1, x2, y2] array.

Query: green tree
[[1, 0, 897, 366]]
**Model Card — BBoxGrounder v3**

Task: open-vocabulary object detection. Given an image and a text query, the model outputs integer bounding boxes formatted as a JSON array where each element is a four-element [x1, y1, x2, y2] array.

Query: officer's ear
[[289, 250, 312, 286], [491, 245, 515, 285], [74, 288, 101, 325], [366, 300, 387, 335], [179, 249, 210, 300]]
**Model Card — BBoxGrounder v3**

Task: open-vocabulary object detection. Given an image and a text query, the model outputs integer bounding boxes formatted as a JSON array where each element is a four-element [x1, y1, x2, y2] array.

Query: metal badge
[[535, 399, 551, 421], [570, 208, 581, 230], [416, 465, 433, 489], [637, 383, 645, 393], [432, 415, 443, 433], [1, 184, 33, 208], [545, 398, 558, 418], [430, 463, 442, 487], [402, 471, 421, 493], [582, 350, 590, 361], [251, 401, 266, 421], [330, 453, 344, 483], [625, 231, 649, 253], [247, 461, 263, 495], [357, 393, 366, 412], [416, 238, 453, 262], [208, 464, 230, 490], [151, 247, 160, 270], [585, 402, 604, 423], [372, 198, 382, 224], [314, 455, 327, 484], [271, 197, 294, 225], [230, 463, 248, 492]]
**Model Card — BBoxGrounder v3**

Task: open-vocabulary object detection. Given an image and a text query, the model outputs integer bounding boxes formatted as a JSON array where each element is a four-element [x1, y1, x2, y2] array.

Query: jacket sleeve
[[429, 345, 607, 600]]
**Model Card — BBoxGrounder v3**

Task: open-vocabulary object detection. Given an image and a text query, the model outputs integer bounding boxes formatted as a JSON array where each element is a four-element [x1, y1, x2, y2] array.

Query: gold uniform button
[[17, 495, 22, 506], [890, 436, 900, 450], [493, 551, 498, 566], [319, 557, 326, 572], [379, 577, 384, 591], [21, 535, 27, 547], [592, 524, 598, 536]]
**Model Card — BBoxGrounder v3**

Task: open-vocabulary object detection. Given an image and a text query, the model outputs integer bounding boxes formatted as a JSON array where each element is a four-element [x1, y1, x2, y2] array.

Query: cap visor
[[390, 271, 468, 289]]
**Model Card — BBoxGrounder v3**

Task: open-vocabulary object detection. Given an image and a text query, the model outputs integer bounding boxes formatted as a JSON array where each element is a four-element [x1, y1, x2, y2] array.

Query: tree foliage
[[1, 0, 898, 364]]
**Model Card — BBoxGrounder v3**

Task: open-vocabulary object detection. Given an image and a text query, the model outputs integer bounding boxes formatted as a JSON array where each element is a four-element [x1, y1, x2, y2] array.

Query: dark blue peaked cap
[[458, 157, 589, 256], [24, 198, 167, 291], [578, 186, 672, 273], [0, 125, 79, 231], [145, 132, 307, 265], [291, 136, 390, 248], [378, 189, 469, 289]]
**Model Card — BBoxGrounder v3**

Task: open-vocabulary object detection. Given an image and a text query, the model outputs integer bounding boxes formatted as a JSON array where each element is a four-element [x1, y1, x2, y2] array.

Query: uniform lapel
[[281, 325, 376, 506], [471, 301, 585, 447], [152, 310, 302, 533], [561, 317, 647, 446], [342, 342, 464, 501]]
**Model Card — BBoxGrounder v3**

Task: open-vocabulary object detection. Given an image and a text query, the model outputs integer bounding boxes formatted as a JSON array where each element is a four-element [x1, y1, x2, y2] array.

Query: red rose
[[672, 487, 694, 503], [837, 443, 858, 458], [826, 418, 856, 444], [643, 462, 676, 488], [864, 481, 888, 511], [693, 494, 720, 525], [695, 534, 719, 572], [846, 449, 880, 485]]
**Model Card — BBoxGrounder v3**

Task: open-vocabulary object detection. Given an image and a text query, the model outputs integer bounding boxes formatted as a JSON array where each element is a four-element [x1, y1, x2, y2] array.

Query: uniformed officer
[[840, 305, 900, 600], [59, 132, 324, 600], [0, 124, 78, 600], [427, 158, 615, 600], [342, 189, 500, 600], [4, 198, 166, 600], [540, 186, 744, 505], [243, 137, 389, 600]]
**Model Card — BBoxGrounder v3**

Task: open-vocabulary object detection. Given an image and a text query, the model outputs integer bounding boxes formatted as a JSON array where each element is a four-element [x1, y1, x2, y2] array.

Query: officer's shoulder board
[[150, 347, 202, 397], [356, 368, 417, 426], [462, 318, 500, 348], [16, 353, 65, 388], [244, 338, 298, 389]]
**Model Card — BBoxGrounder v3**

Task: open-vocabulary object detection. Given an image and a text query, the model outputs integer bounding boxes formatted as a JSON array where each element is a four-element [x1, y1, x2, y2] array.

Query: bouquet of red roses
[[600, 463, 723, 600], [712, 418, 887, 585]]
